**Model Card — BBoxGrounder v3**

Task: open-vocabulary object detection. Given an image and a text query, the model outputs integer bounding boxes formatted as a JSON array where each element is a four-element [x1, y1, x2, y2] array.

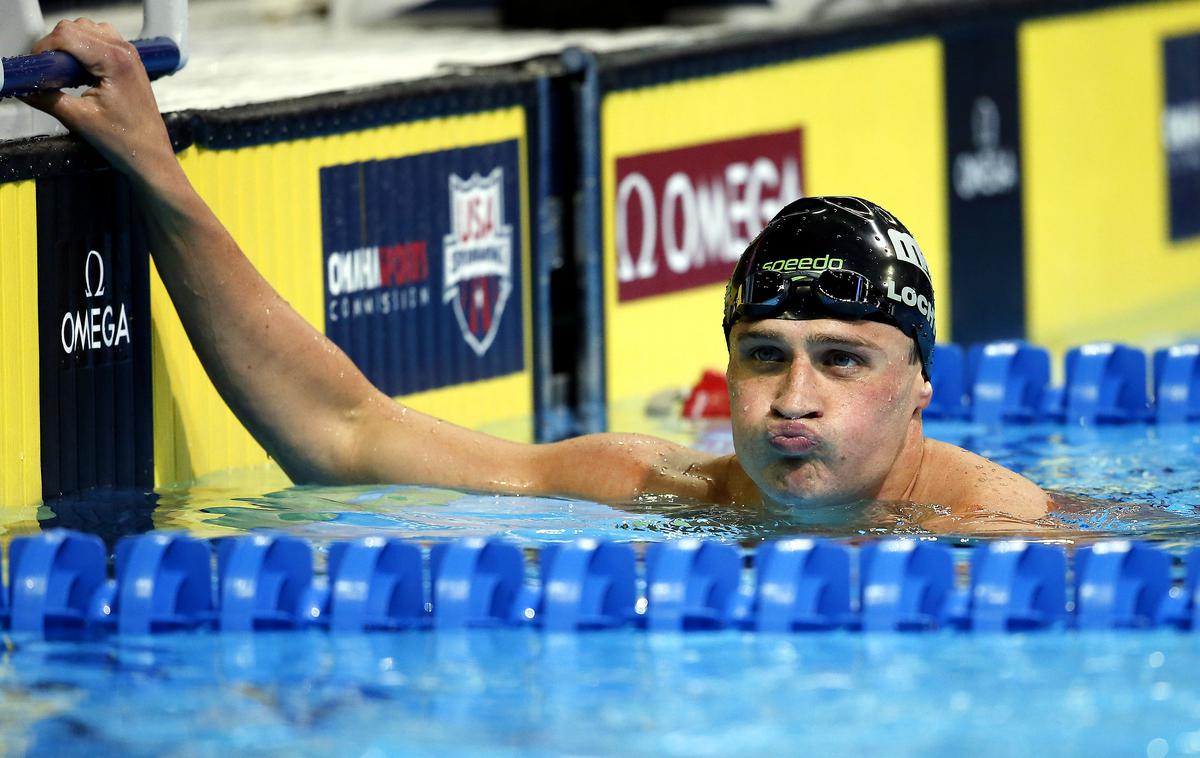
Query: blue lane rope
[[924, 340, 1200, 425], [2, 530, 1197, 638]]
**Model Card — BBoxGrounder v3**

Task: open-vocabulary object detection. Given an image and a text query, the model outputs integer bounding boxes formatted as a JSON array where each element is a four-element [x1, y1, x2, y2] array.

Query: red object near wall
[[682, 370, 731, 419]]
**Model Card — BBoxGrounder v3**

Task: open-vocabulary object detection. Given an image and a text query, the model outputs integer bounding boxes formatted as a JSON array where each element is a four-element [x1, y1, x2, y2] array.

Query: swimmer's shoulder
[[915, 438, 1050, 520]]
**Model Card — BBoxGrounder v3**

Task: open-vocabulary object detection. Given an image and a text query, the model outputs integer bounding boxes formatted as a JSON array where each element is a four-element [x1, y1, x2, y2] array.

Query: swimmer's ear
[[914, 374, 933, 412]]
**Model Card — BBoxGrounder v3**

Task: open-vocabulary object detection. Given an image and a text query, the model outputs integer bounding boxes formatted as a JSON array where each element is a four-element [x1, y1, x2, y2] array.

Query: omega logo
[[60, 249, 131, 355], [953, 96, 1019, 201]]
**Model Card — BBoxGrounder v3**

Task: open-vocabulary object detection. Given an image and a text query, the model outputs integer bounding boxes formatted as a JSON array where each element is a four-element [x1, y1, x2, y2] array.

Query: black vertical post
[[944, 20, 1026, 345], [37, 170, 153, 500]]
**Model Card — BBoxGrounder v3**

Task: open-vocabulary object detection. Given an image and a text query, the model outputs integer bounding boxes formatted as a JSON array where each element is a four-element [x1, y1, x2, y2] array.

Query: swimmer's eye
[[822, 350, 865, 370], [745, 345, 786, 364]]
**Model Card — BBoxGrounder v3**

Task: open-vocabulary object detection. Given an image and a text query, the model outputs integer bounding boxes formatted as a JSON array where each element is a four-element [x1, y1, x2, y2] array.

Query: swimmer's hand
[[21, 19, 178, 183]]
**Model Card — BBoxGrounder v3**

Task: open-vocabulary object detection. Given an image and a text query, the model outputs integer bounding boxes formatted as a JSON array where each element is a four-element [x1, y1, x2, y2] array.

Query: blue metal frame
[[570, 49, 607, 434]]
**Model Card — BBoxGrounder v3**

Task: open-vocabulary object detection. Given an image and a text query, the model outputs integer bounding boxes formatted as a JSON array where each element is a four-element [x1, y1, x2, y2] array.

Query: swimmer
[[23, 20, 1050, 530]]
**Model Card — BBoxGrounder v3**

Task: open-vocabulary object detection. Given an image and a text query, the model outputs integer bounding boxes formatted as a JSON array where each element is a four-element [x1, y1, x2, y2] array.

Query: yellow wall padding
[[0, 175, 44, 569], [152, 107, 533, 486], [1022, 1, 1200, 356], [601, 38, 947, 425], [0, 180, 42, 511]]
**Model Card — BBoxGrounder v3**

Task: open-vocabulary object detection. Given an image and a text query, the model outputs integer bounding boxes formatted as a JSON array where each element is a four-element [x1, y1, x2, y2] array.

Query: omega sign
[[614, 129, 803, 301], [952, 97, 1018, 201], [60, 249, 131, 354]]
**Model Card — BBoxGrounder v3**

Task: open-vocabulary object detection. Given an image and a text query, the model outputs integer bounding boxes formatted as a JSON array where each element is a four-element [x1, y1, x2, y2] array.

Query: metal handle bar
[[1, 37, 182, 99], [0, 0, 187, 99]]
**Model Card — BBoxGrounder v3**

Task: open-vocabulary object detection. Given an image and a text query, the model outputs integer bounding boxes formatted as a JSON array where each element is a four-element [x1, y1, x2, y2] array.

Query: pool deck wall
[[1, 0, 1198, 507], [0, 71, 553, 507]]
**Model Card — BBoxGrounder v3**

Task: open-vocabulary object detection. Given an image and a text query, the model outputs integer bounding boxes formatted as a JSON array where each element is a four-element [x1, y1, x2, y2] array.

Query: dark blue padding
[[752, 539, 851, 632], [325, 538, 425, 632], [644, 541, 741, 631], [1075, 542, 1174, 629], [36, 172, 154, 500], [538, 540, 636, 631], [1063, 343, 1150, 424], [318, 141, 525, 398], [108, 533, 214, 635], [969, 341, 1050, 424], [943, 22, 1027, 347], [9, 530, 107, 636], [1154, 343, 1200, 423], [860, 540, 959, 631], [216, 534, 314, 632], [969, 541, 1065, 631], [430, 538, 524, 629], [926, 343, 968, 420]]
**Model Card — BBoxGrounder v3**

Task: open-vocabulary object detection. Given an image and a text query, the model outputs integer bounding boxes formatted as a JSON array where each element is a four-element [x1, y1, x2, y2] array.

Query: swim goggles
[[729, 267, 887, 322], [725, 267, 932, 375]]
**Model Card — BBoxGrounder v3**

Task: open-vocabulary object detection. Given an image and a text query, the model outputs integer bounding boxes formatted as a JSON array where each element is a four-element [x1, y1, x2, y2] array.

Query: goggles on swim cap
[[722, 196, 936, 378], [726, 266, 932, 377], [732, 268, 884, 322]]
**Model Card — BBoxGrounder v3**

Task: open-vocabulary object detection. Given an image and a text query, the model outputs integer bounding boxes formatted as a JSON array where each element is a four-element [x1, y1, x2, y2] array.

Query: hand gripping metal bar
[[0, 0, 188, 98]]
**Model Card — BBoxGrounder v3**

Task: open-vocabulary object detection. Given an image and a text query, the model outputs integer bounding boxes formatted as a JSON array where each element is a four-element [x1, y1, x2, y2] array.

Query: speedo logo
[[759, 256, 844, 273]]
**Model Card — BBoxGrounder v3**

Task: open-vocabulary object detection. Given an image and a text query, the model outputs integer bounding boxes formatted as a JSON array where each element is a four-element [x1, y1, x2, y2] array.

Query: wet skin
[[25, 20, 1053, 533], [726, 317, 931, 511]]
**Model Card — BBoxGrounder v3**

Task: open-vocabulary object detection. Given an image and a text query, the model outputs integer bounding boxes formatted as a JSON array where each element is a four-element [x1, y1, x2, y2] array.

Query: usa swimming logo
[[443, 168, 514, 356]]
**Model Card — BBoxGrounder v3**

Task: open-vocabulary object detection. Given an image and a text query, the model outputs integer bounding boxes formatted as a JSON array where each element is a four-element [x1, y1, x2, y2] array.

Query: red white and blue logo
[[319, 140, 524, 397], [443, 169, 514, 357]]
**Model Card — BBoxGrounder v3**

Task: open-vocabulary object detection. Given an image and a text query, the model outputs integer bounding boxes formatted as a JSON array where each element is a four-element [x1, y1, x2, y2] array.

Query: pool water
[[3, 420, 1200, 756], [5, 628, 1200, 756], [35, 420, 1195, 548]]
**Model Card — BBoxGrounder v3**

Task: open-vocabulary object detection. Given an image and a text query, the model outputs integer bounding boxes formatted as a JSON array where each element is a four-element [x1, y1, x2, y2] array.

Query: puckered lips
[[766, 421, 820, 456]]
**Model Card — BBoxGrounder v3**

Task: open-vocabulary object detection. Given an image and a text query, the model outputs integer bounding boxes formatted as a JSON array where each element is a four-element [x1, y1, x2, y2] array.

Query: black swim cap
[[722, 196, 936, 376]]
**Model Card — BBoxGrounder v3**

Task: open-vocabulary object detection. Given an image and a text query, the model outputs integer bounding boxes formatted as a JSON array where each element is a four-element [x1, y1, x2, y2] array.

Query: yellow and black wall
[[1021, 1, 1200, 358], [584, 0, 1200, 426], [3, 0, 1200, 510], [0, 70, 559, 509], [157, 80, 545, 486]]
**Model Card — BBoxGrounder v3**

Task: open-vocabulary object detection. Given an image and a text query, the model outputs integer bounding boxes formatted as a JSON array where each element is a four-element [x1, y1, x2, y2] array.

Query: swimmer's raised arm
[[27, 21, 1053, 525], [24, 19, 375, 483], [24, 20, 723, 501]]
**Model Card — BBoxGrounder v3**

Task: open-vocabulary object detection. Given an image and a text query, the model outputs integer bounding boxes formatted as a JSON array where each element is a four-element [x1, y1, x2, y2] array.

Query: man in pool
[[24, 21, 1050, 529]]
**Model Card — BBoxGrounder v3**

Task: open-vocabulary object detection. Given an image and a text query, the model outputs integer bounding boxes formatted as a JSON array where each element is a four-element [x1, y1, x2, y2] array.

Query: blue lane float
[[1155, 343, 1200, 424], [430, 538, 526, 629], [968, 341, 1051, 425], [1189, 547, 1200, 631], [101, 532, 214, 635], [643, 540, 742, 631], [9, 530, 108, 636], [859, 540, 963, 631], [1062, 343, 1151, 424], [1074, 541, 1183, 629], [3, 530, 1200, 638], [925, 339, 1200, 426], [969, 541, 1065, 632], [316, 537, 425, 632], [538, 540, 636, 631], [926, 343, 968, 420], [216, 534, 313, 631], [751, 538, 851, 632]]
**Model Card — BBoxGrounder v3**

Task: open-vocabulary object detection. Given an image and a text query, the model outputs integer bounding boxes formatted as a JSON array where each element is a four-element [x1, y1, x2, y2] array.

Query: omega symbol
[[83, 249, 105, 298], [59, 248, 131, 355]]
